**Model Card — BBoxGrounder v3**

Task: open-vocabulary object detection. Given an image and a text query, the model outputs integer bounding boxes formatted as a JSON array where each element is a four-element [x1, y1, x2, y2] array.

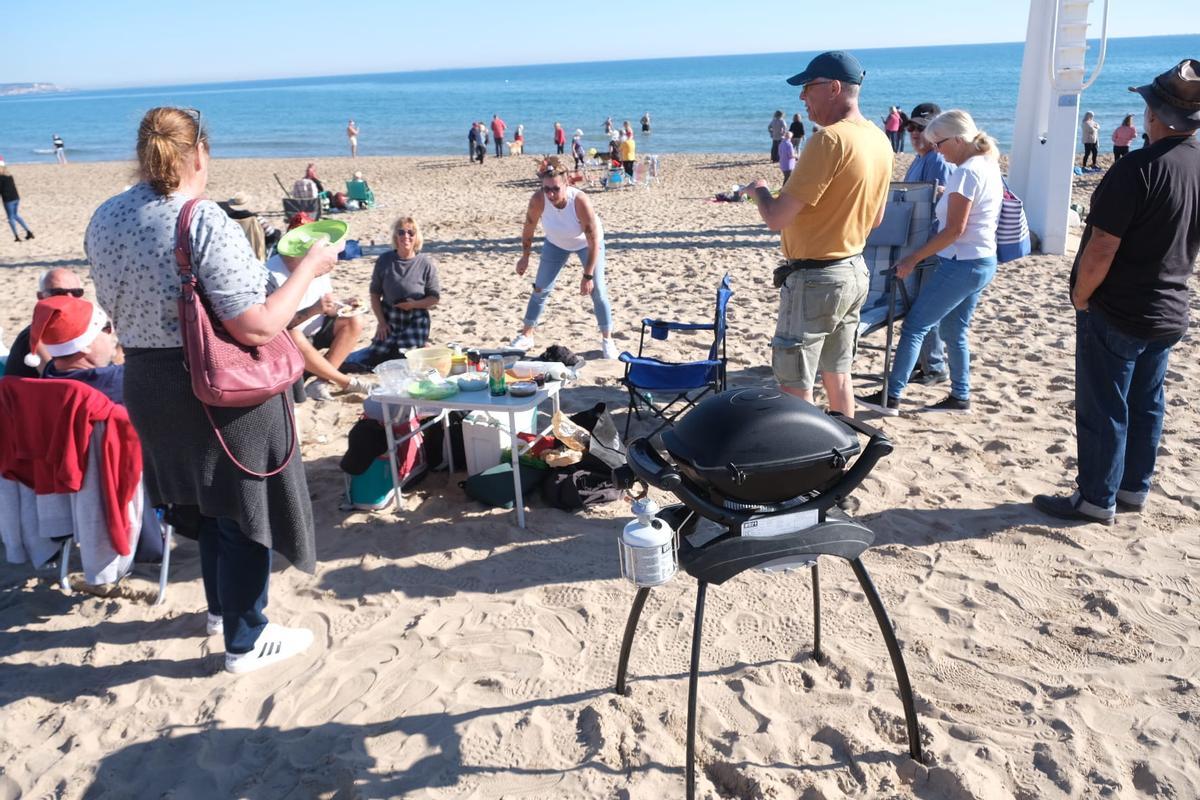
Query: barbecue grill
[[612, 387, 922, 797]]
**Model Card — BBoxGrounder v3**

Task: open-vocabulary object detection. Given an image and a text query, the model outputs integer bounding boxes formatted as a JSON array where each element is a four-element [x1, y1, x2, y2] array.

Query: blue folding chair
[[618, 275, 733, 439]]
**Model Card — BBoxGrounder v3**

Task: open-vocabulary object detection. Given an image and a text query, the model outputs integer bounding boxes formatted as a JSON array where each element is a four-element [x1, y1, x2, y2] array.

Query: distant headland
[[0, 82, 64, 96]]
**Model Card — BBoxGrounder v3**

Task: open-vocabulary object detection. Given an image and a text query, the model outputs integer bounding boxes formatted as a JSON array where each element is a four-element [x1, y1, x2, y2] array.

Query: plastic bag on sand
[[553, 411, 591, 452], [511, 360, 579, 382], [543, 447, 584, 468]]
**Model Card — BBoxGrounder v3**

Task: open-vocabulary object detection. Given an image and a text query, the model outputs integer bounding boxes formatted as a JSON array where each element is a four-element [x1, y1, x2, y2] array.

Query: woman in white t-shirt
[[510, 156, 615, 359], [857, 110, 1003, 416]]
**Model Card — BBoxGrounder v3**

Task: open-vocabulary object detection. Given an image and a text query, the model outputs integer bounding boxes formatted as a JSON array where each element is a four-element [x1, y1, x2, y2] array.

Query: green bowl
[[276, 220, 348, 258]]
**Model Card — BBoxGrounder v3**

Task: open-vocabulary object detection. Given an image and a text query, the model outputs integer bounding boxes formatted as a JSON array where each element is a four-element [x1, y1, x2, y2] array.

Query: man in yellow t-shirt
[[749, 51, 893, 416]]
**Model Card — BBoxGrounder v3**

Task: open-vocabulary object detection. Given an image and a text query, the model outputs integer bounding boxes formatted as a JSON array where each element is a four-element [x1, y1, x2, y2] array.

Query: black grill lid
[[663, 388, 860, 475]]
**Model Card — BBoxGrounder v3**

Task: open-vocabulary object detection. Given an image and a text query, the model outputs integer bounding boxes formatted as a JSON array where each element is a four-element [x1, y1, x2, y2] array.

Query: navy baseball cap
[[786, 51, 866, 87]]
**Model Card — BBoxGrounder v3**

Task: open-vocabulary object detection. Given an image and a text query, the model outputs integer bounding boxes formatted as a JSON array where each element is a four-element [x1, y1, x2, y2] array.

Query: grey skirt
[[123, 348, 316, 573]]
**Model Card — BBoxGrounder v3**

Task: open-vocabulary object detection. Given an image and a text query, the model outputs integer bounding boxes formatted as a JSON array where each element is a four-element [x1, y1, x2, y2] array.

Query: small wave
[[31, 148, 55, 154]]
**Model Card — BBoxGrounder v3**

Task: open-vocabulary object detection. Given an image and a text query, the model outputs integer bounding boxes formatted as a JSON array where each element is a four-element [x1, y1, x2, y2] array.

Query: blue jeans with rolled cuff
[[522, 239, 611, 333], [198, 515, 270, 654], [1074, 308, 1180, 511]]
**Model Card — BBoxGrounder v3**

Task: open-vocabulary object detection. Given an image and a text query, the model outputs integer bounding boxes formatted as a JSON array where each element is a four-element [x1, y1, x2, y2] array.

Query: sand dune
[[1, 151, 1197, 799]]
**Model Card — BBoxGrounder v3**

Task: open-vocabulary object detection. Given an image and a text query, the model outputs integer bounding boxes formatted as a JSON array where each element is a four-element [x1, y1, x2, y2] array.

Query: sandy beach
[[1, 150, 1198, 799]]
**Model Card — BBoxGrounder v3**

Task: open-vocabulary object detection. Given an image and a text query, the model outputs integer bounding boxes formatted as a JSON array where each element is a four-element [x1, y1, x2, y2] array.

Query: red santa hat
[[24, 295, 109, 368]]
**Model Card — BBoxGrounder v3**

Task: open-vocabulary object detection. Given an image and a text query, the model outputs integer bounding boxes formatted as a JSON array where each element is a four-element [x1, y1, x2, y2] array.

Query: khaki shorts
[[771, 256, 870, 390]]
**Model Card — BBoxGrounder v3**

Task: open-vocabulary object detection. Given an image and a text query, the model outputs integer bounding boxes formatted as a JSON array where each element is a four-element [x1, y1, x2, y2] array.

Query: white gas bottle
[[618, 498, 677, 587]]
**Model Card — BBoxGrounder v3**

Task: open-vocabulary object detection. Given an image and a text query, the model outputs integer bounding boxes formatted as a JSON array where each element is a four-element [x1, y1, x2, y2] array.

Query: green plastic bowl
[[276, 220, 348, 258]]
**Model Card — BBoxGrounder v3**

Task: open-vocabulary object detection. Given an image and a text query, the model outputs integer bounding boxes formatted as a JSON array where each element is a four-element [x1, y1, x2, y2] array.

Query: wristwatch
[[583, 273, 594, 279]]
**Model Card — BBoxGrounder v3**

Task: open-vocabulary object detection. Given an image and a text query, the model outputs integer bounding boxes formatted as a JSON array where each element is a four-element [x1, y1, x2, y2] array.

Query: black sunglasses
[[181, 107, 206, 148], [46, 287, 84, 298]]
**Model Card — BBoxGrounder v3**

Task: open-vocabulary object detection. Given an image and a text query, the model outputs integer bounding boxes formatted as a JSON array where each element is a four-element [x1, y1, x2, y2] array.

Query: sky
[[2, 0, 1195, 89]]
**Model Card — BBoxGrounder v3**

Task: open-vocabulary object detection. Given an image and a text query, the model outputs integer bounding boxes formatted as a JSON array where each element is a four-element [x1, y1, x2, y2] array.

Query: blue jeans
[[917, 265, 946, 373], [522, 240, 611, 333], [887, 255, 997, 400], [4, 200, 31, 237], [1074, 309, 1180, 510], [198, 516, 271, 654]]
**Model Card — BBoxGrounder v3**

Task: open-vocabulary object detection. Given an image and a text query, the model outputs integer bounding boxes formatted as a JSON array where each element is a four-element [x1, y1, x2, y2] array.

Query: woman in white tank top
[[510, 157, 616, 359]]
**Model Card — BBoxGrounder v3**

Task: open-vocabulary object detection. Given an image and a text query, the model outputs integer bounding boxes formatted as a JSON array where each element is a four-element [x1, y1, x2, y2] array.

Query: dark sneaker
[[24, 231, 34, 240], [923, 394, 971, 414], [1033, 492, 1115, 526], [856, 391, 899, 417], [909, 368, 949, 386]]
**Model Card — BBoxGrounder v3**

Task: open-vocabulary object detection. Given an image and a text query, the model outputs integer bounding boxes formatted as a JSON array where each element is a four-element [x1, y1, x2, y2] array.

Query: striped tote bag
[[996, 178, 1032, 263]]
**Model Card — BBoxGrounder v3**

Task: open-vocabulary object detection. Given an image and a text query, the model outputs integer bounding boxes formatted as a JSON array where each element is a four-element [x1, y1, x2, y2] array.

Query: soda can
[[488, 354, 506, 396]]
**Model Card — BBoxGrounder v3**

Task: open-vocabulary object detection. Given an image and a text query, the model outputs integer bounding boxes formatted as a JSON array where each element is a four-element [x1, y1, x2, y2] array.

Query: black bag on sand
[[540, 466, 623, 511], [423, 411, 467, 470], [568, 403, 626, 472]]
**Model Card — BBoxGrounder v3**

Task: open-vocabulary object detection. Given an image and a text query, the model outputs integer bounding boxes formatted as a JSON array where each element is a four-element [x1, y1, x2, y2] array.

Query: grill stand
[[613, 511, 922, 799]]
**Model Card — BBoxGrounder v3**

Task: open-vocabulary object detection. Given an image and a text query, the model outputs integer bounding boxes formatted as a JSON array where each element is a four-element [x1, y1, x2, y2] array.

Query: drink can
[[488, 354, 506, 396]]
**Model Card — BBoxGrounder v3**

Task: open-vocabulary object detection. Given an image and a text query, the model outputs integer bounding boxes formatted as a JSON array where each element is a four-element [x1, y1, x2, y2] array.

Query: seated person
[[5, 267, 84, 378], [347, 215, 441, 369], [24, 294, 123, 404], [265, 250, 371, 401], [218, 192, 268, 262]]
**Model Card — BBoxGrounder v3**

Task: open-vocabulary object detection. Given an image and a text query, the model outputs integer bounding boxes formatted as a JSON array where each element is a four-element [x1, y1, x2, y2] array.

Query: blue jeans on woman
[[886, 255, 997, 401], [1074, 309, 1180, 510], [522, 240, 611, 333], [198, 515, 271, 654], [5, 200, 31, 238]]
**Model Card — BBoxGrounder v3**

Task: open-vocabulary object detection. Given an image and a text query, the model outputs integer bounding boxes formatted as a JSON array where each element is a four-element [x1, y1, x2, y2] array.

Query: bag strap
[[202, 393, 298, 478], [174, 197, 297, 479]]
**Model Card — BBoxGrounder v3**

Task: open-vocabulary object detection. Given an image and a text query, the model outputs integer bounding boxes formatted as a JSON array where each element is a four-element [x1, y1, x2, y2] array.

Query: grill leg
[[614, 587, 651, 695], [686, 581, 707, 800], [849, 557, 922, 761], [811, 562, 822, 662]]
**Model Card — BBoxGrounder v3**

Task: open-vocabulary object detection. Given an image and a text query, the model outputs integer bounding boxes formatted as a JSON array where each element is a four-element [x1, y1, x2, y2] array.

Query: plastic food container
[[373, 359, 411, 394], [508, 381, 537, 398], [405, 345, 454, 377], [457, 374, 488, 392]]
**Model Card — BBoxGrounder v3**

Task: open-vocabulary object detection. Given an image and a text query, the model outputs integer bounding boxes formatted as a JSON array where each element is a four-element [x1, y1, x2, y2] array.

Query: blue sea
[[1, 35, 1195, 164]]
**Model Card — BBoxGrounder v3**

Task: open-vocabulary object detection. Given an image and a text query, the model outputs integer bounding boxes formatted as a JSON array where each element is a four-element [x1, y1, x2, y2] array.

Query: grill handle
[[626, 439, 751, 528], [825, 412, 894, 503]]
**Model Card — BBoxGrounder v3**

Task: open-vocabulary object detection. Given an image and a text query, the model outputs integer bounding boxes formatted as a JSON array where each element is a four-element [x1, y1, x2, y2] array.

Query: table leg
[[509, 410, 524, 528], [381, 400, 403, 511]]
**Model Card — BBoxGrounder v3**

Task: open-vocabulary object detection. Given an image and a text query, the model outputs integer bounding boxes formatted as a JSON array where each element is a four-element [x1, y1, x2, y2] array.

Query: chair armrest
[[641, 318, 717, 332]]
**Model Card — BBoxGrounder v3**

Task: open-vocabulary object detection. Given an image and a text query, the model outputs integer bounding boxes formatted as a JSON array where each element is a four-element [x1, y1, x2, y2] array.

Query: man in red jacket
[[491, 114, 507, 158]]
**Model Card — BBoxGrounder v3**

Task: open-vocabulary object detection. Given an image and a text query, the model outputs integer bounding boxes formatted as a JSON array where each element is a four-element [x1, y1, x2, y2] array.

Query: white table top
[[371, 380, 561, 413]]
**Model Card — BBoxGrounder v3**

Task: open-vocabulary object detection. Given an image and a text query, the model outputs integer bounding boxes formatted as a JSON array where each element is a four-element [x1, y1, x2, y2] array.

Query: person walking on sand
[[789, 113, 806, 150], [0, 158, 35, 243], [86, 106, 342, 673], [347, 119, 359, 158], [884, 106, 903, 152], [1081, 111, 1100, 168], [747, 51, 893, 416], [1034, 59, 1200, 525], [510, 156, 617, 360], [491, 114, 507, 158], [768, 110, 786, 162], [554, 122, 566, 154], [53, 134, 67, 165]]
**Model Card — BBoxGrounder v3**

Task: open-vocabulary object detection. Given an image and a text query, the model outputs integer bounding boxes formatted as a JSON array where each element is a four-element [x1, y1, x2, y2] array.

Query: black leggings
[[556, 143, 564, 154], [1082, 142, 1098, 167], [1113, 145, 1130, 162]]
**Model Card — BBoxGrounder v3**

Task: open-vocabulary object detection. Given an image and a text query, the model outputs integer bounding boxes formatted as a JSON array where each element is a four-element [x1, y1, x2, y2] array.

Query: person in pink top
[[1111, 114, 1138, 162], [553, 122, 566, 154], [884, 105, 903, 152]]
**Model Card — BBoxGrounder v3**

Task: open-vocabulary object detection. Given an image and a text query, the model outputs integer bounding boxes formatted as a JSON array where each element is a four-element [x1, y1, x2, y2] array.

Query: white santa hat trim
[[44, 305, 108, 357], [24, 297, 109, 368]]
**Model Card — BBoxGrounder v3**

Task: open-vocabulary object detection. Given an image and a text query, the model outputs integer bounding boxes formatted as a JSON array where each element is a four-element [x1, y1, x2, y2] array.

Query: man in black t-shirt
[[1036, 59, 1200, 525], [4, 268, 84, 379]]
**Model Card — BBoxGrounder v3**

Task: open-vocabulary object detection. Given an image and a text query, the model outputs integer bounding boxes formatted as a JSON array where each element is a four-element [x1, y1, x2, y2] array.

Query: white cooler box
[[462, 408, 538, 476]]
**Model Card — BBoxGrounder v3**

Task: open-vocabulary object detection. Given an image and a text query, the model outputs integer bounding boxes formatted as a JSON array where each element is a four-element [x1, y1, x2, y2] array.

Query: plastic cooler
[[462, 409, 538, 476]]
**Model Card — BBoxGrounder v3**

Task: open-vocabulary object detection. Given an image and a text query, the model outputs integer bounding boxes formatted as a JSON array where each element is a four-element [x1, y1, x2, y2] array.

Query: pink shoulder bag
[[175, 198, 303, 477]]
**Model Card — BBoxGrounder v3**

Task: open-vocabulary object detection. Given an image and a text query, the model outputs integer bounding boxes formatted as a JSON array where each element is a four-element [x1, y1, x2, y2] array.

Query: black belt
[[773, 254, 862, 288]]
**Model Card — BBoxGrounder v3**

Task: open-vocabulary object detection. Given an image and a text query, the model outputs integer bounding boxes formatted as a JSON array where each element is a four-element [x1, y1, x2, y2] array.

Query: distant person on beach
[[604, 116, 613, 135], [86, 106, 342, 673], [884, 106, 902, 152], [1035, 59, 1200, 525], [641, 112, 651, 133], [748, 51, 892, 416], [491, 114, 507, 158], [468, 123, 478, 160], [622, 119, 634, 140], [302, 163, 324, 195], [554, 122, 566, 154], [572, 130, 586, 169], [1081, 111, 1100, 168], [619, 131, 636, 179], [355, 215, 441, 368], [768, 110, 786, 162], [1112, 115, 1137, 162], [789, 113, 806, 149], [475, 122, 489, 163], [778, 131, 796, 184], [510, 156, 616, 360], [53, 134, 66, 165], [0, 158, 35, 243], [902, 102, 954, 385], [511, 124, 525, 155], [4, 268, 82, 379], [347, 119, 359, 158], [857, 110, 1003, 417]]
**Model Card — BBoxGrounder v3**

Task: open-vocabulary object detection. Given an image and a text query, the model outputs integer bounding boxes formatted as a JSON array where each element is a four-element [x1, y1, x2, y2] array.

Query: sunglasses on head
[[181, 107, 205, 148], [46, 287, 84, 298]]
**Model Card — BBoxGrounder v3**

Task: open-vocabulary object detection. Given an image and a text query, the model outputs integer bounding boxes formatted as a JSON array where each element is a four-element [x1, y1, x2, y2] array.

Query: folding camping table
[[371, 382, 563, 528]]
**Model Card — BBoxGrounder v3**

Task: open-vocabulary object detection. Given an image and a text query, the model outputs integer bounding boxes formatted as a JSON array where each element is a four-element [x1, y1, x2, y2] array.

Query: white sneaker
[[305, 380, 334, 402], [509, 333, 535, 351], [225, 623, 314, 674], [601, 337, 620, 359], [207, 613, 224, 636]]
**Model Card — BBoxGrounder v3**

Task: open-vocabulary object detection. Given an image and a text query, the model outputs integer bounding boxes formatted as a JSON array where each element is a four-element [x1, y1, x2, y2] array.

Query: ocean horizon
[[1, 34, 1196, 164]]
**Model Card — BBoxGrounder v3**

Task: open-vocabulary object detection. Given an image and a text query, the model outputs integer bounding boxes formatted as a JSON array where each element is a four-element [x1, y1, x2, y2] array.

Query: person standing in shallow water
[[768, 110, 786, 162], [347, 119, 359, 158], [53, 134, 67, 165]]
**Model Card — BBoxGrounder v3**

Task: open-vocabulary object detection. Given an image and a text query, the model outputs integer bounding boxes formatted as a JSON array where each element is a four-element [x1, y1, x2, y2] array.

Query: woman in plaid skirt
[[361, 216, 441, 367]]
